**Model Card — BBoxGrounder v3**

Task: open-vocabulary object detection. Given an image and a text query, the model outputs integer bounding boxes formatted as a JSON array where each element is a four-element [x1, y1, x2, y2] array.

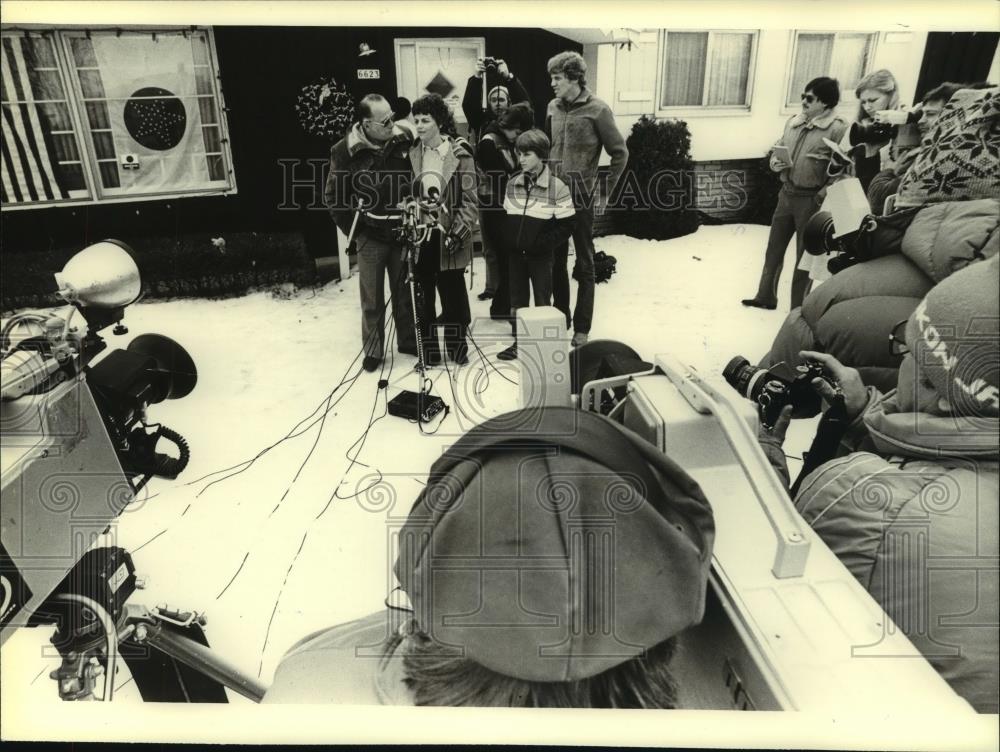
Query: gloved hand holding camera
[[797, 350, 869, 421]]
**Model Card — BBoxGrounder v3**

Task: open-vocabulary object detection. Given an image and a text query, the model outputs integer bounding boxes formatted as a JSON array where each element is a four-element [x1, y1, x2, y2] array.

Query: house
[[0, 25, 580, 300], [1, 24, 997, 299], [558, 27, 1000, 228]]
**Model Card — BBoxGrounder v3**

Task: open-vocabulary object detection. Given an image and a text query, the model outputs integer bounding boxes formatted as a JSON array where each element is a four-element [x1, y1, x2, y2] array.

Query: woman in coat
[[408, 93, 479, 365]]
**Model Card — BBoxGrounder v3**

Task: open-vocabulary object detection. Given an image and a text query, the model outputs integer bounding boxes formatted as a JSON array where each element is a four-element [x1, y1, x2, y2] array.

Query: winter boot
[[497, 343, 518, 361], [445, 325, 469, 366]]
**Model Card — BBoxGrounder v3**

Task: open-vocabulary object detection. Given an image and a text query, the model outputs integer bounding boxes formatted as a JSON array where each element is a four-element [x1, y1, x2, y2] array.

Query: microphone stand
[[394, 196, 442, 392]]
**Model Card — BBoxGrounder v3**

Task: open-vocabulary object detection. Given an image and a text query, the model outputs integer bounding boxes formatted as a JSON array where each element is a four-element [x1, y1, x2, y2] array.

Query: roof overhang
[[549, 28, 642, 46]]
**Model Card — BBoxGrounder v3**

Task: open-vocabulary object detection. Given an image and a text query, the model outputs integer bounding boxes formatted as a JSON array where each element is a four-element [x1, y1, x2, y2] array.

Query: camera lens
[[723, 356, 757, 397], [849, 120, 898, 146], [803, 211, 836, 255]]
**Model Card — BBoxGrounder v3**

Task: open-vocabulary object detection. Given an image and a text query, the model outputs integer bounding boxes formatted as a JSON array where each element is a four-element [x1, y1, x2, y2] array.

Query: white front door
[[394, 37, 486, 136]]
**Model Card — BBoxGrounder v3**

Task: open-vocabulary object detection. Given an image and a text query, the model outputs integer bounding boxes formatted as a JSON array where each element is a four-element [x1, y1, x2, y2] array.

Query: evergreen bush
[[745, 155, 783, 225], [614, 115, 699, 240], [1, 232, 315, 313]]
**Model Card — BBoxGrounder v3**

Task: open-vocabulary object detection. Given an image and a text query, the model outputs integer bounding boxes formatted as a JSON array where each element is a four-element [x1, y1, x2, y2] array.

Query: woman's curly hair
[[411, 93, 458, 136]]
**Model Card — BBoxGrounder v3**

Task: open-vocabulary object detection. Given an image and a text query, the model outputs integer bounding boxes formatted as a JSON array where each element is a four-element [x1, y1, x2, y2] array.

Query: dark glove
[[346, 240, 358, 256], [443, 223, 470, 253], [443, 233, 462, 253]]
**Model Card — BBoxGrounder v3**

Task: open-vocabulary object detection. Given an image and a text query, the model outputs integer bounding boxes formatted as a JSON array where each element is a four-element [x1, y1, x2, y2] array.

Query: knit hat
[[497, 101, 534, 132], [488, 84, 510, 105], [904, 254, 1000, 418], [896, 86, 1000, 207], [393, 407, 715, 683]]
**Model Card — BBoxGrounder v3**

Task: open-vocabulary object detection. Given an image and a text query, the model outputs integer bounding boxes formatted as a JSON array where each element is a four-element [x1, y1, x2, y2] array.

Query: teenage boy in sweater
[[545, 51, 628, 348], [497, 129, 576, 361]]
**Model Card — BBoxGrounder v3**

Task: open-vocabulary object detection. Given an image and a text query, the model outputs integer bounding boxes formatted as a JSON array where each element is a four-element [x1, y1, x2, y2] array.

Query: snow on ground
[[2, 223, 818, 706]]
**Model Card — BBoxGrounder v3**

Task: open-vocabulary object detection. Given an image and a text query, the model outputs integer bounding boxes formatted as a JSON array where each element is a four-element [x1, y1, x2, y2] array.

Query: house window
[[786, 32, 878, 108], [1, 28, 235, 210], [658, 31, 757, 110]]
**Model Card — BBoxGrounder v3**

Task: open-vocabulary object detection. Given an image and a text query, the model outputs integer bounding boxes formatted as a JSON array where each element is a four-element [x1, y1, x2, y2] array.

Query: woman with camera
[[742, 77, 848, 311], [841, 69, 901, 194], [407, 93, 479, 366]]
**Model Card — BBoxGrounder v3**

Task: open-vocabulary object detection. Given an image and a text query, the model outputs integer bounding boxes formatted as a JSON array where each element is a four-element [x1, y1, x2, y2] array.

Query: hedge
[[1, 231, 316, 313]]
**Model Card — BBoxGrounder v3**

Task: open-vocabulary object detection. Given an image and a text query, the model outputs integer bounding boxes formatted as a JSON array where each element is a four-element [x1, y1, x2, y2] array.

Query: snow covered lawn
[[3, 223, 818, 706]]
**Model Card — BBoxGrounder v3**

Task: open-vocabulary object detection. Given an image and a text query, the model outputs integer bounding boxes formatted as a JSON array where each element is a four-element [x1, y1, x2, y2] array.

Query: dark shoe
[[497, 343, 518, 361], [445, 326, 469, 366], [741, 298, 777, 310], [422, 341, 444, 367], [362, 356, 381, 372], [448, 340, 469, 366], [477, 290, 495, 301]]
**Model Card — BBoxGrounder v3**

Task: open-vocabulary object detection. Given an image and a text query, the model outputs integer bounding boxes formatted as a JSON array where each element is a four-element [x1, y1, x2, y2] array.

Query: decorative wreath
[[296, 76, 355, 141]]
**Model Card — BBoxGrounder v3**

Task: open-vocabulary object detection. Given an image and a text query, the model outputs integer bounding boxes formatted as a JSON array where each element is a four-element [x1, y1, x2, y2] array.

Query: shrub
[[614, 115, 699, 240], [744, 156, 783, 225], [1, 231, 315, 313]]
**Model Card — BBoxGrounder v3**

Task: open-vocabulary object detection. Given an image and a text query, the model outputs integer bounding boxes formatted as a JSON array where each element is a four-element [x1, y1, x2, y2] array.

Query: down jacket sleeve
[[794, 452, 999, 713], [760, 198, 1000, 393]]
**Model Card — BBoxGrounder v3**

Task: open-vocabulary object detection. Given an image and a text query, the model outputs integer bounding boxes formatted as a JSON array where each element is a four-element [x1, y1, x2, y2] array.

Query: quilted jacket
[[762, 198, 1000, 391], [793, 388, 999, 712]]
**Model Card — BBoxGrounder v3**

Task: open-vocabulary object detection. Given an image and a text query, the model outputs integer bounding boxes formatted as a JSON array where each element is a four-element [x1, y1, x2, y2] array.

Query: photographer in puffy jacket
[[758, 255, 999, 712]]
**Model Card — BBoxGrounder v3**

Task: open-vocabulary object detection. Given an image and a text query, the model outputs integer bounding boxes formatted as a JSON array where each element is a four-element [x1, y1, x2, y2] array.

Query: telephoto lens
[[849, 120, 897, 146], [723, 356, 769, 401], [803, 211, 837, 255]]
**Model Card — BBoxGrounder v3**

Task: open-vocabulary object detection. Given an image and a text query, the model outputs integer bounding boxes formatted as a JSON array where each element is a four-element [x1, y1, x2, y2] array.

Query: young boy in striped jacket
[[497, 129, 577, 361]]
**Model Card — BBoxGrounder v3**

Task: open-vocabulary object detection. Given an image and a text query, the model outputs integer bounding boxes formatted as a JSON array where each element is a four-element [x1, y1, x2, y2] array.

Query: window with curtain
[[786, 32, 877, 107], [1, 28, 235, 210], [659, 30, 757, 110]]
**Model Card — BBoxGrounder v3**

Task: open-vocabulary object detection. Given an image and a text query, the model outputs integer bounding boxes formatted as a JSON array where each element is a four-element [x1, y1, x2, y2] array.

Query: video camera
[[849, 109, 923, 147], [1, 241, 265, 703]]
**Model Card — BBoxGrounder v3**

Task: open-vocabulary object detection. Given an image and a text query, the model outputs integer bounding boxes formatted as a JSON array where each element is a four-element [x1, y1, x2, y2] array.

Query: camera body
[[849, 109, 923, 147], [723, 357, 831, 428], [482, 56, 500, 69]]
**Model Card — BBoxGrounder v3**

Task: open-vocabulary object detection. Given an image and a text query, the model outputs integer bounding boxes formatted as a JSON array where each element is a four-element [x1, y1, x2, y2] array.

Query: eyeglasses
[[365, 115, 393, 128], [889, 319, 909, 356], [800, 93, 817, 103]]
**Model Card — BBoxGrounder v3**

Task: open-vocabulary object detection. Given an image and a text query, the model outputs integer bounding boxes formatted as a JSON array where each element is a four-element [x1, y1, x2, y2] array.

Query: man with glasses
[[325, 94, 419, 372], [757, 255, 999, 712], [743, 77, 847, 311]]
